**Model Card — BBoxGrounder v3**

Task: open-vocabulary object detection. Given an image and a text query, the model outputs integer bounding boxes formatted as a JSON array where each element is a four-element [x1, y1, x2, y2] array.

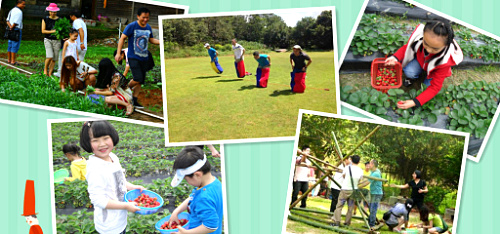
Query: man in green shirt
[[368, 159, 383, 228]]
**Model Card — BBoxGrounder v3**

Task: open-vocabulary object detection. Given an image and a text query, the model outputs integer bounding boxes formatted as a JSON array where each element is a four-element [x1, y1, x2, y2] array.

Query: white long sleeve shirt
[[86, 153, 128, 233]]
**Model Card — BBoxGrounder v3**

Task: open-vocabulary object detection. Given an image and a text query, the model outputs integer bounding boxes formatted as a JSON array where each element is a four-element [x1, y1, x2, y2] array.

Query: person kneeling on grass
[[168, 146, 223, 234], [383, 198, 414, 232], [205, 43, 223, 74], [87, 58, 134, 115], [253, 51, 271, 88], [417, 205, 449, 234], [62, 143, 87, 182], [60, 56, 97, 93]]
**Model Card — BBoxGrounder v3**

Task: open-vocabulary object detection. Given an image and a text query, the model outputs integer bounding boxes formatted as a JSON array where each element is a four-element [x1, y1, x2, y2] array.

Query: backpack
[[439, 214, 449, 232]]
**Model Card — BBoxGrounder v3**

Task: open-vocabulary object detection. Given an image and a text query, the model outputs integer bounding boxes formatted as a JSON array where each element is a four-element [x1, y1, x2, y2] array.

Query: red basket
[[370, 57, 402, 93]]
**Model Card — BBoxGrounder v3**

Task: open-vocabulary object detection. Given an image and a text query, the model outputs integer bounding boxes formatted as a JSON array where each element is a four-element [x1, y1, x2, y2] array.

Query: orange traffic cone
[[21, 180, 38, 216]]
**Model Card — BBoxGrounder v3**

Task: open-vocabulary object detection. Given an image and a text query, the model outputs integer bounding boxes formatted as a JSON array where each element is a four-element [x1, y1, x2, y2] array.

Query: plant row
[[0, 67, 127, 117], [341, 80, 500, 138], [351, 14, 500, 63]]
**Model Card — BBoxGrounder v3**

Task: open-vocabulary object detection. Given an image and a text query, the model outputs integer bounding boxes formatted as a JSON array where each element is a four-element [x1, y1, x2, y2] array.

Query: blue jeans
[[7, 29, 22, 53], [369, 194, 383, 227], [403, 58, 432, 86]]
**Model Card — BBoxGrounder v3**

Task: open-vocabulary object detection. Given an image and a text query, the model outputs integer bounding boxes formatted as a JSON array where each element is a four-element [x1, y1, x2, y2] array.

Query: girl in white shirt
[[62, 29, 79, 62]]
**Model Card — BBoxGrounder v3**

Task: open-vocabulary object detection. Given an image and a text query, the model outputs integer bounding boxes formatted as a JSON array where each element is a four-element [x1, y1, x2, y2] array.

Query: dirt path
[[340, 66, 500, 92]]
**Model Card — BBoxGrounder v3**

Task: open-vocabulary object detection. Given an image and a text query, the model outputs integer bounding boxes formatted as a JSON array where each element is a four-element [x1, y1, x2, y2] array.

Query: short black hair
[[364, 162, 370, 165], [414, 170, 422, 179], [137, 7, 150, 16], [17, 0, 25, 4], [79, 121, 119, 153], [405, 198, 414, 212], [173, 146, 211, 176], [253, 51, 260, 56], [62, 144, 81, 156], [70, 9, 81, 18], [69, 28, 78, 35], [301, 145, 310, 151], [351, 155, 360, 164]]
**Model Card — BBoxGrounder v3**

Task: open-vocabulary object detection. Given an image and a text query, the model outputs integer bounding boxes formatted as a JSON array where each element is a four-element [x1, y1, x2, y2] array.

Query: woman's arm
[[92, 88, 114, 96], [419, 185, 429, 194], [390, 183, 409, 189]]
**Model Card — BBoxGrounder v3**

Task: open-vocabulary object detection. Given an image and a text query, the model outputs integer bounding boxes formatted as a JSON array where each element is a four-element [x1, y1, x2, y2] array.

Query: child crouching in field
[[80, 120, 145, 233], [62, 143, 87, 182], [168, 146, 223, 234]]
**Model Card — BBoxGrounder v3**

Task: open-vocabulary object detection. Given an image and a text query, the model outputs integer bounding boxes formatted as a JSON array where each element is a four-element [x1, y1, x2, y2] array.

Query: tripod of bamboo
[[289, 126, 386, 233]]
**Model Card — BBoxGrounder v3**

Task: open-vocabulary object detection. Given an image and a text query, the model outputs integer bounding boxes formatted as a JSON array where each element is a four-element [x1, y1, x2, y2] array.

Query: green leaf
[[458, 118, 469, 125], [450, 119, 458, 126], [348, 92, 361, 104], [398, 117, 409, 124], [376, 106, 387, 115], [427, 113, 437, 124]]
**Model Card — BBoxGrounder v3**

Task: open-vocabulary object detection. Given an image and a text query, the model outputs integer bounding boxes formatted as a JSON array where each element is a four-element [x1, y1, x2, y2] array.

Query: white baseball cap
[[204, 43, 210, 48], [171, 154, 207, 187], [293, 45, 302, 50]]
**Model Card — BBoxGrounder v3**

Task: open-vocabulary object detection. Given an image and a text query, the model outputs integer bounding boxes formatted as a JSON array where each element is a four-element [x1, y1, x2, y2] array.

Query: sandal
[[10, 62, 19, 66], [125, 105, 135, 115]]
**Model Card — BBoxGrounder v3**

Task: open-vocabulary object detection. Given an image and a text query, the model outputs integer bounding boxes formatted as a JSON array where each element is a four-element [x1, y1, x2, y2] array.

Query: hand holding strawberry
[[384, 56, 398, 66], [397, 100, 416, 109], [125, 202, 140, 212]]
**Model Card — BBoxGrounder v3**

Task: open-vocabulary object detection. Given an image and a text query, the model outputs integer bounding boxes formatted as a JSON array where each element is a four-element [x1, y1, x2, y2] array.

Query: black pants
[[330, 188, 341, 212], [291, 181, 309, 208], [412, 198, 424, 210]]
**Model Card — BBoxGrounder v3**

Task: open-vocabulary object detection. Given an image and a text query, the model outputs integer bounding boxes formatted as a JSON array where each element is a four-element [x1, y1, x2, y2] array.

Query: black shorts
[[128, 58, 148, 84]]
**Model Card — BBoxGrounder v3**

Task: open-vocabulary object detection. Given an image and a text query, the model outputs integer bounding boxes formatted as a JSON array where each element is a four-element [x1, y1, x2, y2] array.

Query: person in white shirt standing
[[330, 156, 351, 213], [332, 155, 364, 227], [231, 39, 251, 78], [70, 10, 88, 62], [6, 0, 25, 65], [291, 146, 313, 208]]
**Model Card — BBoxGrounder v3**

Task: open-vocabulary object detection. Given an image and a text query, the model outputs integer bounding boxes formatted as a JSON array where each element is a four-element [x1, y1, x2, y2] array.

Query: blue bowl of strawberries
[[124, 189, 163, 215]]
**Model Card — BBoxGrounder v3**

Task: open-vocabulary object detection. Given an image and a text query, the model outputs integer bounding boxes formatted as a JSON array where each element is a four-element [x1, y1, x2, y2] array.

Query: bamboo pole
[[289, 172, 331, 209], [337, 125, 383, 167], [290, 211, 373, 234], [308, 156, 342, 189], [288, 215, 362, 234], [355, 199, 371, 232], [307, 154, 343, 171], [332, 131, 345, 163], [292, 207, 365, 220], [363, 175, 388, 182]]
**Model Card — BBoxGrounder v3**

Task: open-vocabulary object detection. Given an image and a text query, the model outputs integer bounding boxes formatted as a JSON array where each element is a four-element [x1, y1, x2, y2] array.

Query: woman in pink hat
[[41, 3, 61, 76]]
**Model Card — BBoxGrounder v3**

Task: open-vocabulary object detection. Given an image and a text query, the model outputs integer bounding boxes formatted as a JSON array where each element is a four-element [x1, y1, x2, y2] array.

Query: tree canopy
[[162, 11, 333, 50], [298, 114, 465, 189]]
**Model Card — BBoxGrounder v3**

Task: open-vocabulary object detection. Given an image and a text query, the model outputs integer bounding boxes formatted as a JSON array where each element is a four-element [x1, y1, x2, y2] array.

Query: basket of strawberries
[[370, 57, 402, 93], [155, 212, 190, 233], [124, 189, 163, 215]]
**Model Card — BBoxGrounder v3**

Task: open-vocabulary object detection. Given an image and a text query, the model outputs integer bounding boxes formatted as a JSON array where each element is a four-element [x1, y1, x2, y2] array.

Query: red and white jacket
[[393, 24, 463, 107]]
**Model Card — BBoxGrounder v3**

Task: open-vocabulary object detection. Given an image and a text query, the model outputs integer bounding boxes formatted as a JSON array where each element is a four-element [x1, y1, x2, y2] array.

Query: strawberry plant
[[456, 29, 474, 41]]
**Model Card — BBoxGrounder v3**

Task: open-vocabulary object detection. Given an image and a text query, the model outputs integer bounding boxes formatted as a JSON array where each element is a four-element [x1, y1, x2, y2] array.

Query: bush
[[438, 191, 457, 214], [382, 186, 401, 200], [425, 186, 453, 213]]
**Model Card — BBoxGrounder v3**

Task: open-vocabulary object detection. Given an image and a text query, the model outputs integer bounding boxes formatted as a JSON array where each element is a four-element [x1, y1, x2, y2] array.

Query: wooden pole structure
[[332, 131, 345, 163], [307, 154, 343, 171], [337, 125, 382, 167], [289, 172, 331, 210], [355, 199, 371, 231], [288, 215, 363, 234], [308, 156, 342, 189], [292, 207, 365, 220], [290, 211, 374, 234]]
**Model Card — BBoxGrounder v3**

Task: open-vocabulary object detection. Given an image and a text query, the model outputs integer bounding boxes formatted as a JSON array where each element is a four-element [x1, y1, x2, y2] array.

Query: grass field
[[164, 51, 337, 142]]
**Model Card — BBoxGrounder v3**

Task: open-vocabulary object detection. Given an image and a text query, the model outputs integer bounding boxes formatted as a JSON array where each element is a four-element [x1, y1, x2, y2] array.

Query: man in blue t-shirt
[[204, 43, 223, 74], [368, 159, 383, 227], [115, 7, 159, 108], [252, 51, 271, 88]]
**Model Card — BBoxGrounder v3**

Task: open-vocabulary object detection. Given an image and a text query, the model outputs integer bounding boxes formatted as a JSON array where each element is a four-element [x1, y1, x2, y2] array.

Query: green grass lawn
[[165, 51, 337, 142], [286, 197, 444, 234]]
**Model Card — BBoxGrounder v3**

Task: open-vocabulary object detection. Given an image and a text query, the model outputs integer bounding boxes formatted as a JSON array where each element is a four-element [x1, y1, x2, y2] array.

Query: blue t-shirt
[[369, 169, 383, 195], [187, 178, 223, 234], [123, 21, 153, 61], [208, 48, 218, 62], [256, 54, 270, 68]]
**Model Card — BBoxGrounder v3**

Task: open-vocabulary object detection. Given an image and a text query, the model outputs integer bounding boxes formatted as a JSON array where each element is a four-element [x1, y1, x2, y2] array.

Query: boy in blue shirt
[[253, 51, 271, 88], [168, 146, 223, 234], [205, 43, 223, 74], [115, 7, 159, 108]]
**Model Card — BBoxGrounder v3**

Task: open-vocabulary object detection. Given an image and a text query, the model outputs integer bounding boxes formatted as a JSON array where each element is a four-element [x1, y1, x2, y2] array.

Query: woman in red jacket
[[385, 21, 463, 109]]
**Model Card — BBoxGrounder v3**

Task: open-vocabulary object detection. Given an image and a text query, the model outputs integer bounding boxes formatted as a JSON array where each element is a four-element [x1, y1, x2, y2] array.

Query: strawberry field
[[51, 121, 222, 233]]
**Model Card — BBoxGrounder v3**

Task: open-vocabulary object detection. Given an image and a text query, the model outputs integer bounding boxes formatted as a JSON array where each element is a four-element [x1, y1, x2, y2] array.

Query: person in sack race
[[384, 21, 463, 110], [81, 121, 145, 234], [331, 155, 364, 227], [383, 198, 414, 232], [253, 51, 271, 88], [290, 45, 312, 93], [168, 146, 223, 234], [115, 7, 159, 109], [59, 56, 97, 93], [41, 3, 61, 76], [291, 146, 313, 208], [205, 43, 224, 74], [6, 0, 26, 65], [22, 180, 44, 234], [87, 58, 135, 115], [62, 143, 87, 182], [231, 39, 251, 78], [390, 170, 428, 211]]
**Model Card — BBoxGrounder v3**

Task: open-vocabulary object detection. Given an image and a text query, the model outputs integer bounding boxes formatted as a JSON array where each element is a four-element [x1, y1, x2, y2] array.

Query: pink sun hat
[[46, 3, 60, 12]]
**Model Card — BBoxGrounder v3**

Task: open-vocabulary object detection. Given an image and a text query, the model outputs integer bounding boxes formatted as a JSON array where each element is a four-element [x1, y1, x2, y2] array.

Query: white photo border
[[158, 6, 341, 146], [281, 109, 469, 234]]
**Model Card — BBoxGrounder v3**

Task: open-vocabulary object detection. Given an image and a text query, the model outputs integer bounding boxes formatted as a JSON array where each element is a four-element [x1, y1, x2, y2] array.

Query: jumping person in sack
[[115, 7, 159, 109], [290, 45, 312, 93], [253, 51, 271, 88], [6, 0, 26, 65], [205, 43, 224, 74], [232, 39, 251, 78], [384, 21, 463, 110]]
